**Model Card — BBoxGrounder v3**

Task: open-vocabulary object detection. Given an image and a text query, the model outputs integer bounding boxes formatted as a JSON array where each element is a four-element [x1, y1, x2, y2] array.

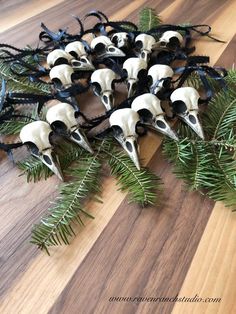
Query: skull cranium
[[91, 35, 125, 58], [122, 57, 147, 97], [170, 86, 204, 139], [90, 68, 117, 111], [131, 93, 178, 140], [46, 102, 93, 153], [20, 120, 64, 180], [109, 108, 141, 170]]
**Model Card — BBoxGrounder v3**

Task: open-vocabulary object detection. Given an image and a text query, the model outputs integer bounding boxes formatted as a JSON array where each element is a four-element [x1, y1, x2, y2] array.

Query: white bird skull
[[111, 32, 130, 49], [158, 31, 183, 49], [91, 35, 125, 58], [131, 93, 178, 140], [90, 68, 117, 111], [46, 102, 93, 153], [109, 108, 141, 170], [148, 64, 174, 94], [135, 34, 156, 62], [19, 121, 63, 180], [49, 64, 75, 89], [170, 87, 204, 139], [65, 41, 95, 71], [47, 49, 73, 68], [122, 57, 147, 97]]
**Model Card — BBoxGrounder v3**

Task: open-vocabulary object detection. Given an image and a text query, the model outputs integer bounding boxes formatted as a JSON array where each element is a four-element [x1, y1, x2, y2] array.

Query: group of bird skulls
[[20, 29, 204, 179]]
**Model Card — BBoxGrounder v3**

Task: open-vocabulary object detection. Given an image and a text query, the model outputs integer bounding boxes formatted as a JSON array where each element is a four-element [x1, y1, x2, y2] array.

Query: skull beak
[[180, 111, 205, 139], [38, 150, 64, 181], [70, 128, 94, 154], [127, 79, 137, 98], [150, 84, 161, 95], [105, 46, 125, 57], [101, 91, 114, 111], [151, 115, 178, 140], [123, 137, 140, 170], [117, 39, 127, 49], [114, 135, 140, 170], [71, 58, 95, 71]]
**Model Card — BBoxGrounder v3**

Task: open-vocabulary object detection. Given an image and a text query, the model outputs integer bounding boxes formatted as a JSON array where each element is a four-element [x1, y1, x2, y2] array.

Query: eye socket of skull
[[156, 120, 167, 129], [135, 40, 143, 50], [137, 109, 153, 123], [111, 125, 123, 138], [137, 69, 147, 81], [51, 121, 68, 134], [111, 80, 116, 90], [94, 42, 106, 54], [162, 78, 171, 88], [92, 82, 102, 96], [111, 35, 118, 45], [172, 100, 187, 114], [189, 114, 197, 124], [167, 37, 180, 49], [122, 69, 128, 80], [51, 78, 63, 89], [26, 142, 40, 156], [54, 57, 70, 67], [68, 50, 78, 59], [146, 75, 153, 87]]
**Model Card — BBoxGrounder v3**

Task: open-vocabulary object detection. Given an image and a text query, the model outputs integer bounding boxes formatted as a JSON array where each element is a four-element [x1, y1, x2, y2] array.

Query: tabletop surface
[[0, 1, 236, 314]]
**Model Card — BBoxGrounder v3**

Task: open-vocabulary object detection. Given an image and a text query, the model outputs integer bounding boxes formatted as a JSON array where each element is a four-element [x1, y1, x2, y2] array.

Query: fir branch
[[17, 142, 89, 182], [30, 140, 105, 253], [202, 87, 236, 139], [0, 116, 33, 135], [138, 7, 161, 33], [102, 140, 161, 206], [0, 52, 50, 94]]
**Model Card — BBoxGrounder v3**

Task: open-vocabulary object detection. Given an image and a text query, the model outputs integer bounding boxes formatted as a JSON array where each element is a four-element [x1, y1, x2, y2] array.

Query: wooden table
[[0, 1, 236, 313]]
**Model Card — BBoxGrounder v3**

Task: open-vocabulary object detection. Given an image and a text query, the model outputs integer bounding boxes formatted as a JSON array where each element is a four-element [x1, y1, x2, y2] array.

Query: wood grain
[[0, 1, 235, 314]]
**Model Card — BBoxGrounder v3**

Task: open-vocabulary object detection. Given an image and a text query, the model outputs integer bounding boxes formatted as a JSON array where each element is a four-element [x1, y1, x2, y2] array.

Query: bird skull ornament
[[47, 49, 73, 68], [46, 102, 94, 154], [157, 31, 184, 50], [148, 64, 174, 94], [90, 68, 117, 111], [109, 108, 141, 170], [19, 121, 64, 180], [65, 41, 95, 71], [135, 33, 156, 62], [91, 35, 125, 58], [122, 57, 147, 97], [49, 64, 75, 89], [131, 93, 178, 140], [170, 87, 204, 139], [111, 32, 130, 49]]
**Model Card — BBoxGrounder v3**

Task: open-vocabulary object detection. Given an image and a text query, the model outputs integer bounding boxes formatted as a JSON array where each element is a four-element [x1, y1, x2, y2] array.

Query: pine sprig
[[30, 140, 105, 253], [102, 140, 161, 206], [163, 84, 236, 209], [138, 7, 161, 33], [0, 116, 33, 135], [17, 142, 90, 182], [0, 52, 50, 94]]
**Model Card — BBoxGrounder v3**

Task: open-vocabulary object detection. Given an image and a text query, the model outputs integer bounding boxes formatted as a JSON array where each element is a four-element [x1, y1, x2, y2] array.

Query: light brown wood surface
[[0, 1, 235, 314]]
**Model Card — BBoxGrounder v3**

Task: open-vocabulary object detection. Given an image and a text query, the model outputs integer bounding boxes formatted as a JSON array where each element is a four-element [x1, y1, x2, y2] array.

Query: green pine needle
[[0, 52, 50, 94], [102, 140, 161, 206], [138, 7, 161, 33], [30, 141, 105, 253], [17, 141, 90, 183]]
